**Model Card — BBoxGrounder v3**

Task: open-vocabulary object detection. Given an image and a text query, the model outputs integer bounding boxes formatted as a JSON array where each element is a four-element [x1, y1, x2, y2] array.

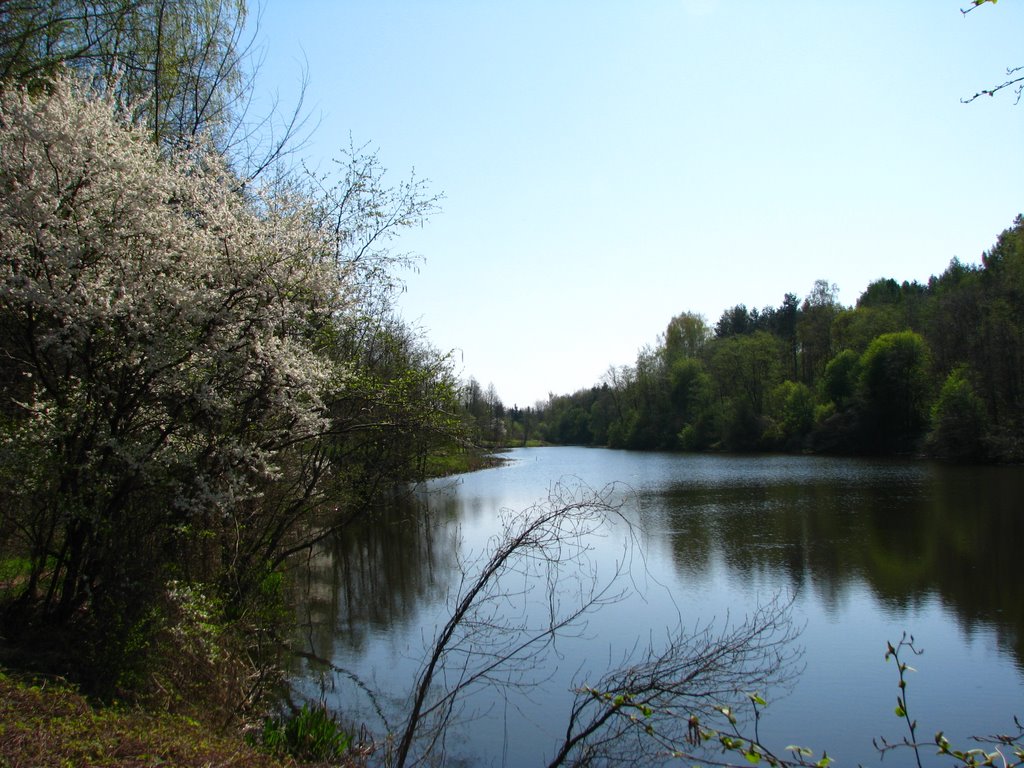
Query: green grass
[[0, 556, 32, 595], [422, 448, 509, 477], [259, 702, 351, 762]]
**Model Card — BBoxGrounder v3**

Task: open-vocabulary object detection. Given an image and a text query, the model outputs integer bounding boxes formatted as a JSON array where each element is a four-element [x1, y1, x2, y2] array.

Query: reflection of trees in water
[[660, 482, 870, 604], [290, 486, 461, 667], [921, 468, 1024, 665], [659, 467, 1024, 667]]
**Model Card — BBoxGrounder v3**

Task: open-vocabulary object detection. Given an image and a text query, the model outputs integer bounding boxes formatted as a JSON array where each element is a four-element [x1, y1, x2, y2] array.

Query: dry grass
[[0, 671, 295, 768]]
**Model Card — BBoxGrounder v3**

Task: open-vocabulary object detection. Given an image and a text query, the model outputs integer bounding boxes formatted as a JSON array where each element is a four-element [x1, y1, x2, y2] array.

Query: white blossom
[[0, 74, 354, 595]]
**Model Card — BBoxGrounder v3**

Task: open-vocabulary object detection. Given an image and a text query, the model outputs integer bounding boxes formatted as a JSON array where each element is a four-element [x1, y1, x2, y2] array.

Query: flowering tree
[[0, 73, 360, 692]]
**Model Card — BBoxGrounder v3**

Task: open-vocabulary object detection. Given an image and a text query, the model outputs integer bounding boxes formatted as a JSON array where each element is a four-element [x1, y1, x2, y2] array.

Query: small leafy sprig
[[961, 0, 997, 15], [665, 693, 832, 768], [875, 633, 1024, 768], [874, 632, 926, 768]]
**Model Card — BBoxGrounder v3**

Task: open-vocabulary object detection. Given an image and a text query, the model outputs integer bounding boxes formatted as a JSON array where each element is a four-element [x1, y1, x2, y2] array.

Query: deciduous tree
[[0, 0, 308, 176], [0, 73, 443, 699], [858, 331, 933, 452], [927, 366, 989, 461]]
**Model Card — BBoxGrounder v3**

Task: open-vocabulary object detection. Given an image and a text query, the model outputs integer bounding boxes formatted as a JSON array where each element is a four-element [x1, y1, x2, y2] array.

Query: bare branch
[[392, 481, 632, 768], [547, 593, 802, 767], [382, 480, 803, 768], [960, 1, 1023, 105], [962, 66, 1024, 105]]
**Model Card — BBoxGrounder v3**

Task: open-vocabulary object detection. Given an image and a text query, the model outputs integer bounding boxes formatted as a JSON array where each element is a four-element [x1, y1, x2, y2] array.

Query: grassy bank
[[421, 447, 510, 477], [0, 671, 344, 768], [0, 448, 520, 768]]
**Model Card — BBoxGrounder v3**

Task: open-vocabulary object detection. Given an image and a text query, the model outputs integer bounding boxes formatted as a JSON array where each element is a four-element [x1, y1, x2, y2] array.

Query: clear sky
[[253, 1, 1022, 409]]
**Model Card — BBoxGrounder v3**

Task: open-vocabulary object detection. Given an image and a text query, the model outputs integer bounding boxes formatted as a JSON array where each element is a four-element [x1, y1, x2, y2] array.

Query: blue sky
[[254, 1, 1022, 408]]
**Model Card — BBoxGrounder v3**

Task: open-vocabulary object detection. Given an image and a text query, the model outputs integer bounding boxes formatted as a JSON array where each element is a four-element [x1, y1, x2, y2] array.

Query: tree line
[[468, 219, 1024, 462]]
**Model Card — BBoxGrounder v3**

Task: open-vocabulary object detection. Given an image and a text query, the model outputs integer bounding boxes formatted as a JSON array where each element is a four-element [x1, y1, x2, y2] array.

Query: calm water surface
[[291, 448, 1024, 767]]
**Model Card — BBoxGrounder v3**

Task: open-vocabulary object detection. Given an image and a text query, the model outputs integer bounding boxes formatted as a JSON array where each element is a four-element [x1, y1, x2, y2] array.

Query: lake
[[290, 447, 1024, 767]]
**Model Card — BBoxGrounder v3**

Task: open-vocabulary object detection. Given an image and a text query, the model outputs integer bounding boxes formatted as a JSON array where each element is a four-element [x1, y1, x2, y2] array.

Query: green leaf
[[894, 705, 906, 718], [745, 749, 762, 764]]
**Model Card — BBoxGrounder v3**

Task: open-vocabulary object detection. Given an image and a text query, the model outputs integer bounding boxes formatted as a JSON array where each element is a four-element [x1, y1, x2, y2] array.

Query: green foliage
[[678, 418, 715, 451], [858, 278, 902, 307], [557, 404, 593, 445], [500, 229, 1020, 459], [664, 311, 711, 362], [670, 357, 714, 428], [796, 280, 841, 384], [0, 556, 31, 586], [327, 316, 465, 492], [606, 411, 634, 449], [715, 304, 755, 338], [924, 218, 1024, 454], [422, 448, 507, 477], [766, 381, 815, 448], [820, 349, 861, 410], [0, 0, 251, 153], [832, 305, 904, 353], [877, 634, 1024, 768], [490, 218, 1024, 461], [721, 400, 767, 452], [858, 331, 933, 451], [928, 366, 989, 461], [709, 332, 784, 418], [259, 702, 351, 762], [596, 633, 1021, 768]]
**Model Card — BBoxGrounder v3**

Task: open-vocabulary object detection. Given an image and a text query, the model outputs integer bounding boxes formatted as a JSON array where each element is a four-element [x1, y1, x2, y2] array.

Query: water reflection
[[292, 488, 460, 668], [289, 450, 1024, 765], [647, 460, 1024, 667]]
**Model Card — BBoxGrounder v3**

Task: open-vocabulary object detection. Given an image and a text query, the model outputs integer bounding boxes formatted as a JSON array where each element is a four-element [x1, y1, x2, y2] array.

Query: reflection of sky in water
[[293, 448, 1024, 768]]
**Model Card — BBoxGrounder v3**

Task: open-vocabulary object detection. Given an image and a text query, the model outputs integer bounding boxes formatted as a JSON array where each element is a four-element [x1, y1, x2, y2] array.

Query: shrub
[[259, 702, 351, 762]]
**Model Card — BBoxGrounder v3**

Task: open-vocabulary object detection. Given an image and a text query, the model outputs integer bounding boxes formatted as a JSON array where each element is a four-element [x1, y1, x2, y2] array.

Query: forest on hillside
[[463, 217, 1024, 463]]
